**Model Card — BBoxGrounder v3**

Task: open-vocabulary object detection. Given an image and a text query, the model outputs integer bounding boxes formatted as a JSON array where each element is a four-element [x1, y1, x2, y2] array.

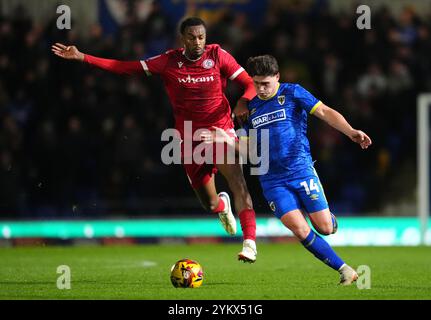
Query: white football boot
[[217, 192, 237, 235], [338, 264, 359, 285], [238, 239, 257, 263]]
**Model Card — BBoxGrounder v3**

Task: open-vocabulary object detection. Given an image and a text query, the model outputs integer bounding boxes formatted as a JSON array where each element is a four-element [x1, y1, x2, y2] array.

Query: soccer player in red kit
[[52, 17, 257, 262]]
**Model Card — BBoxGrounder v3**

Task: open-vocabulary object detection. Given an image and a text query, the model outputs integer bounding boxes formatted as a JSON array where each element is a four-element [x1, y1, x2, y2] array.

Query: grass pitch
[[0, 243, 430, 300]]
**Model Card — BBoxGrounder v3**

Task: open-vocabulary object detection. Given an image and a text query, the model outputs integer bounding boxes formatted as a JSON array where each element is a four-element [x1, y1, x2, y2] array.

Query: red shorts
[[182, 128, 237, 189]]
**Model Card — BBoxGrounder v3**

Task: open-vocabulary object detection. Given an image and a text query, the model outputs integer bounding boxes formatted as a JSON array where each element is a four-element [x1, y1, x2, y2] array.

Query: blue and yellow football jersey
[[244, 82, 322, 182], [243, 82, 328, 217]]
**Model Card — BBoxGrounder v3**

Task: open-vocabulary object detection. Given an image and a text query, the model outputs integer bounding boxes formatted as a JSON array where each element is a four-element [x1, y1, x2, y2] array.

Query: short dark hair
[[180, 17, 206, 35], [247, 55, 279, 77]]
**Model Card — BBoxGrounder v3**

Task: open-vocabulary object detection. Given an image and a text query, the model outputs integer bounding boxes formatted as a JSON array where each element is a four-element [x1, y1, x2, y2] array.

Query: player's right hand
[[51, 43, 85, 61]]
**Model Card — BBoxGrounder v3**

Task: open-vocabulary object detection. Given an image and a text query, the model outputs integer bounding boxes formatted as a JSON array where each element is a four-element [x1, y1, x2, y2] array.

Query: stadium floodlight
[[417, 94, 431, 245]]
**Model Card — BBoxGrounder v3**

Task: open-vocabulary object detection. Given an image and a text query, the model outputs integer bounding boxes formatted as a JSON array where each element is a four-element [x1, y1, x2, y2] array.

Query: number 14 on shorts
[[300, 179, 320, 195]]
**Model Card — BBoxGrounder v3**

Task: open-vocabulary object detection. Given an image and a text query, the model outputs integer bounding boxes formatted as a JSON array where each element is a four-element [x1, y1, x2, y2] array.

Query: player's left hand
[[200, 127, 234, 145], [349, 130, 372, 149], [232, 98, 249, 126]]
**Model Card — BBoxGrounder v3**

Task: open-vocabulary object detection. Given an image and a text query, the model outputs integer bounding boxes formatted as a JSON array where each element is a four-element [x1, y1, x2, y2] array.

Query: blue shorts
[[261, 166, 329, 219]]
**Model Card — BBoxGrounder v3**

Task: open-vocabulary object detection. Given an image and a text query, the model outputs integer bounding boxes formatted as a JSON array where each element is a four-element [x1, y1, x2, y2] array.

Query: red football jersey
[[140, 44, 244, 136]]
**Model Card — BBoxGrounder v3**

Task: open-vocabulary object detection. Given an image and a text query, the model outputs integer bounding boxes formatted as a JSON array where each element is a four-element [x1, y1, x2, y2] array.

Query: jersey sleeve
[[294, 84, 322, 115], [218, 46, 245, 81], [233, 71, 256, 101], [140, 52, 170, 76], [84, 55, 145, 76]]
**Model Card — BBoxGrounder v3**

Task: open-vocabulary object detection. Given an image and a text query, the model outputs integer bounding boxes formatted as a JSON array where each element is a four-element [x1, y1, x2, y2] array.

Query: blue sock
[[300, 229, 345, 271]]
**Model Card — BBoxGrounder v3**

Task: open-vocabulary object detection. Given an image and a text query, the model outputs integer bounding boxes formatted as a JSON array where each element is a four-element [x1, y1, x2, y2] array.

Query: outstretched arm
[[312, 103, 372, 149], [51, 43, 144, 76]]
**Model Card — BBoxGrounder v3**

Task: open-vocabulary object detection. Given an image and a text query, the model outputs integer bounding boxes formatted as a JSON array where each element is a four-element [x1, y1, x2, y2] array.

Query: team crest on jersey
[[278, 95, 285, 105], [178, 62, 184, 68], [202, 59, 215, 69], [269, 202, 276, 212]]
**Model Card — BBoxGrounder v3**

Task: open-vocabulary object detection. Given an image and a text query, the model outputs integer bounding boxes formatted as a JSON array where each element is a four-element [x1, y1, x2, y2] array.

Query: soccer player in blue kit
[[201, 55, 372, 285]]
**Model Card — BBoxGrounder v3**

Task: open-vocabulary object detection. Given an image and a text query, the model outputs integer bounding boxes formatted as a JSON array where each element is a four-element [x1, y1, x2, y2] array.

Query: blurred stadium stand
[[0, 0, 430, 219]]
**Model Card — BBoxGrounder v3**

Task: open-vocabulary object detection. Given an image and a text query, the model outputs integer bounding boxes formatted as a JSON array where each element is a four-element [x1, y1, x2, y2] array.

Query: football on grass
[[170, 259, 204, 288]]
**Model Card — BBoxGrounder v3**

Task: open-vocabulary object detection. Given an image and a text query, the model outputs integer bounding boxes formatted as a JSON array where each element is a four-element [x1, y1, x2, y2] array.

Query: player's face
[[182, 25, 206, 60], [253, 74, 280, 99]]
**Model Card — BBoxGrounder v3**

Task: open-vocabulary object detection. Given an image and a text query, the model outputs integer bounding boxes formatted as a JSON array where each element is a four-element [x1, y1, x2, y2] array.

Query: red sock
[[211, 197, 225, 213], [239, 209, 256, 241]]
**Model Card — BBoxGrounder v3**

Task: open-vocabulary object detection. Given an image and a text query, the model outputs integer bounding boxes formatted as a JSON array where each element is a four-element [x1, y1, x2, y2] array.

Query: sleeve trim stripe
[[310, 101, 322, 115], [140, 61, 152, 76], [229, 67, 244, 80]]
